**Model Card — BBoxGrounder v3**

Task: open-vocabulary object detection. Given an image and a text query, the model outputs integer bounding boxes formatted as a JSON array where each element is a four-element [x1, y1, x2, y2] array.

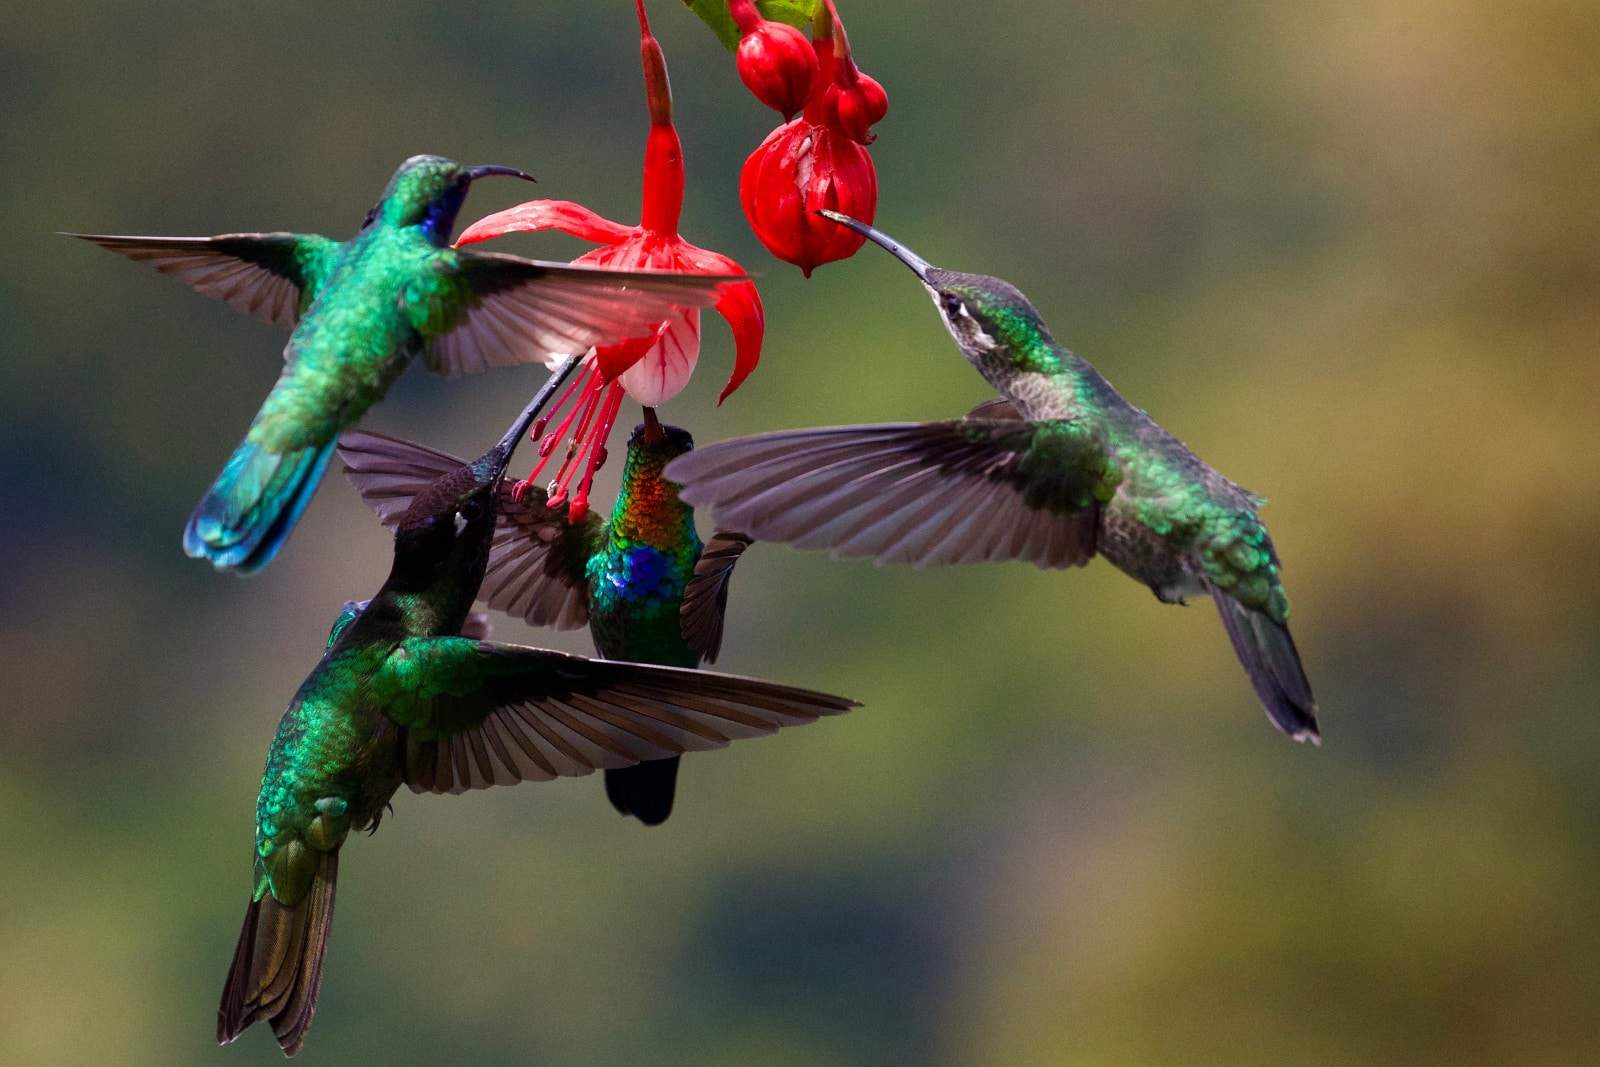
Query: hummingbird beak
[[466, 164, 538, 185], [641, 406, 667, 446], [487, 355, 582, 482], [818, 210, 933, 282]]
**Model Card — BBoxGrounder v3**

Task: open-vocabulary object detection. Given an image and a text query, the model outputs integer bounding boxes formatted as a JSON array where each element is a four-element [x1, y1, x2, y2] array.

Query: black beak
[[487, 355, 582, 481], [818, 210, 933, 282], [466, 164, 537, 184]]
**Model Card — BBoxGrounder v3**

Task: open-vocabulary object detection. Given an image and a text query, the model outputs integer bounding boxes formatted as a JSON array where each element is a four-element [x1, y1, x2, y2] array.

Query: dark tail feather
[[604, 757, 682, 826], [218, 850, 339, 1056], [184, 435, 335, 575], [1210, 588, 1321, 744]]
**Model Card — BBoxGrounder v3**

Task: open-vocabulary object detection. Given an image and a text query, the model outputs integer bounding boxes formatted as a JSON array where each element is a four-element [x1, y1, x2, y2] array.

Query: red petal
[[455, 200, 635, 247], [592, 328, 661, 380], [711, 279, 764, 403], [670, 244, 764, 403]]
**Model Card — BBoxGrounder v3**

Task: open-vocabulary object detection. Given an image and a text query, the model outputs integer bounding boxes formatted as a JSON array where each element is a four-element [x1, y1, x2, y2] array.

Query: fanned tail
[[217, 850, 339, 1056], [184, 435, 335, 574], [1210, 587, 1321, 744], [604, 757, 682, 826]]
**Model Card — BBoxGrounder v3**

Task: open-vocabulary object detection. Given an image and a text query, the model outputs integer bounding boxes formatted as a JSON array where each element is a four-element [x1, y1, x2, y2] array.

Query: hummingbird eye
[[942, 294, 968, 320]]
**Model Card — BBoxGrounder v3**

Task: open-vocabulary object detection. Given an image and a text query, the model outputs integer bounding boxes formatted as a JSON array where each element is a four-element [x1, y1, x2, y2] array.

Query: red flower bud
[[729, 0, 817, 119], [739, 115, 877, 276], [823, 69, 887, 145]]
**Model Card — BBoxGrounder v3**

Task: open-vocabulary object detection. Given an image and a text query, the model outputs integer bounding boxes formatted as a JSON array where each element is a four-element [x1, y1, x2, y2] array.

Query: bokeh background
[[4, 1, 1598, 1063]]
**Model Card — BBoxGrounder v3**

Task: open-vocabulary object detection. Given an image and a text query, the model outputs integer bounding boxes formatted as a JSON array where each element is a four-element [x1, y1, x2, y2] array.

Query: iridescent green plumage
[[667, 214, 1318, 743], [69, 155, 733, 574], [339, 414, 755, 827], [220, 379, 855, 1057]]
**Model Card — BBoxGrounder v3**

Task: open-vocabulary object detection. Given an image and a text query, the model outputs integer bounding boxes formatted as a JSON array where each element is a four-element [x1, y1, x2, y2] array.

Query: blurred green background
[[3, 1, 1597, 1063]]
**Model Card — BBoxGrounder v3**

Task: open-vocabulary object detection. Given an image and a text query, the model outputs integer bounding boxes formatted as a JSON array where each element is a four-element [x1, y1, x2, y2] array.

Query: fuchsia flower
[[729, 0, 817, 119], [456, 0, 763, 521], [737, 0, 887, 276]]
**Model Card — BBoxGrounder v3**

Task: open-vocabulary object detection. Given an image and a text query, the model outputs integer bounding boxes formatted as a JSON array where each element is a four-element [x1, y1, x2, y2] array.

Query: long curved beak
[[488, 355, 582, 481], [818, 210, 933, 282], [466, 164, 537, 184]]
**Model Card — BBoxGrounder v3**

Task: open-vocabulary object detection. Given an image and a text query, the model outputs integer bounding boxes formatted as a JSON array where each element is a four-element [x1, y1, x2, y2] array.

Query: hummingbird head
[[818, 210, 1053, 367], [369, 154, 536, 244], [630, 407, 695, 458], [388, 371, 556, 591]]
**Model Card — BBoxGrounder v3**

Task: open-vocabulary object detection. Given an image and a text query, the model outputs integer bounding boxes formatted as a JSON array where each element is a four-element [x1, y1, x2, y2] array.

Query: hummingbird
[[217, 365, 856, 1056], [339, 406, 756, 826], [664, 211, 1319, 743], [69, 153, 735, 574]]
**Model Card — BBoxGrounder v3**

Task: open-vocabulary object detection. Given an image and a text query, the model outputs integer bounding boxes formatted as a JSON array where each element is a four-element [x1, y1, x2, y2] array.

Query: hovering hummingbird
[[339, 406, 755, 826], [69, 153, 734, 574], [218, 367, 855, 1056], [665, 211, 1319, 743]]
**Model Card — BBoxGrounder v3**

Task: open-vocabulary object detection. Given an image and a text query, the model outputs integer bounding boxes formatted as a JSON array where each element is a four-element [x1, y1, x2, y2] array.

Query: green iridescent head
[[819, 210, 1053, 365], [368, 154, 536, 242]]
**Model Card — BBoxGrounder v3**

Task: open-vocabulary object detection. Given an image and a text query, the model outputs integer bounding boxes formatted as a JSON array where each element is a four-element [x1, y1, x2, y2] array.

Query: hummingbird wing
[[335, 431, 464, 527], [371, 637, 857, 795], [681, 531, 754, 663], [666, 416, 1113, 570], [336, 431, 602, 629], [426, 251, 740, 377], [480, 487, 602, 631], [66, 232, 339, 330]]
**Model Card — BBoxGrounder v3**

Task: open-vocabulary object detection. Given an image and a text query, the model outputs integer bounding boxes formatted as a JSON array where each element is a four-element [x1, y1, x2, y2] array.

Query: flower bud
[[739, 116, 878, 276], [730, 1, 818, 119], [823, 69, 888, 145]]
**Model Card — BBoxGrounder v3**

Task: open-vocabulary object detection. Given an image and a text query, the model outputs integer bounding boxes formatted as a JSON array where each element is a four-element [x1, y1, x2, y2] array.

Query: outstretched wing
[[666, 414, 1114, 570], [480, 487, 601, 631], [337, 431, 601, 630], [336, 431, 465, 527], [370, 637, 858, 795], [681, 531, 754, 663], [67, 232, 339, 330], [427, 251, 742, 377]]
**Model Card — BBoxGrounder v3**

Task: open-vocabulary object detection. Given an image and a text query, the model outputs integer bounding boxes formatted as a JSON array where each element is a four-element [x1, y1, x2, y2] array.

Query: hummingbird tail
[[184, 436, 336, 574], [1210, 588, 1321, 744], [217, 850, 339, 1056], [604, 757, 682, 826]]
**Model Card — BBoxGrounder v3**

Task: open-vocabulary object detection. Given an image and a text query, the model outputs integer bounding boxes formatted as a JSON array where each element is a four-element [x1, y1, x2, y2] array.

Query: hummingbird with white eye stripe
[[666, 211, 1319, 743]]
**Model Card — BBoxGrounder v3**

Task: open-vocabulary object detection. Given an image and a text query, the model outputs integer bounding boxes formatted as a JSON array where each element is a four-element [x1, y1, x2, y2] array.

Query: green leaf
[[679, 0, 822, 52]]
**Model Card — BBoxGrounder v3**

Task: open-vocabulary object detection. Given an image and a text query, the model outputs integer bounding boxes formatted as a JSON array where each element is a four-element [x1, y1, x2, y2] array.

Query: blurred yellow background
[[3, 1, 1597, 1063]]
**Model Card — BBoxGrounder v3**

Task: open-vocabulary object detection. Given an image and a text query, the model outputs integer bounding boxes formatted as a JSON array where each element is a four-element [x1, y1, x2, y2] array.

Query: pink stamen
[[519, 361, 600, 494], [571, 385, 625, 518]]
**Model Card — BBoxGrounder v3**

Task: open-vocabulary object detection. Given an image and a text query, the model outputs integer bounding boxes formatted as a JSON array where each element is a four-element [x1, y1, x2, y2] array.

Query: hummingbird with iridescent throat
[[339, 405, 756, 826], [68, 154, 734, 574], [217, 364, 855, 1056], [665, 212, 1319, 743]]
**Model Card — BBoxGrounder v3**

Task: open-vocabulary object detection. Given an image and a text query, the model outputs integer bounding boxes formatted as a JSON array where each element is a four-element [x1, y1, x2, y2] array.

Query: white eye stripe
[[454, 512, 469, 536]]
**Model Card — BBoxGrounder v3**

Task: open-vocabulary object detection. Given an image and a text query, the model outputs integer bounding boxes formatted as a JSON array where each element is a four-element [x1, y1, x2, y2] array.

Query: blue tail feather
[[183, 437, 335, 575]]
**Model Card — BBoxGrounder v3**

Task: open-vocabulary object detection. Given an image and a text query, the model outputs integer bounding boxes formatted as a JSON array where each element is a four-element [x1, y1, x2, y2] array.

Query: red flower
[[456, 0, 763, 521], [729, 0, 817, 119], [737, 0, 886, 275]]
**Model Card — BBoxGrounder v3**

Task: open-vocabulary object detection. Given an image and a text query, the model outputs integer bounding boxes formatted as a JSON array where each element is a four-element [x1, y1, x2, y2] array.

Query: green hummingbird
[[68, 153, 733, 574], [339, 406, 755, 826], [664, 212, 1319, 743], [217, 366, 856, 1056]]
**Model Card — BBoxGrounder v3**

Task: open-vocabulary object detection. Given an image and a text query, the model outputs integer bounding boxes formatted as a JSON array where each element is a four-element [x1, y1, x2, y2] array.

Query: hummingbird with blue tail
[[68, 154, 735, 574], [217, 362, 856, 1055], [665, 212, 1319, 744], [339, 405, 756, 826]]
